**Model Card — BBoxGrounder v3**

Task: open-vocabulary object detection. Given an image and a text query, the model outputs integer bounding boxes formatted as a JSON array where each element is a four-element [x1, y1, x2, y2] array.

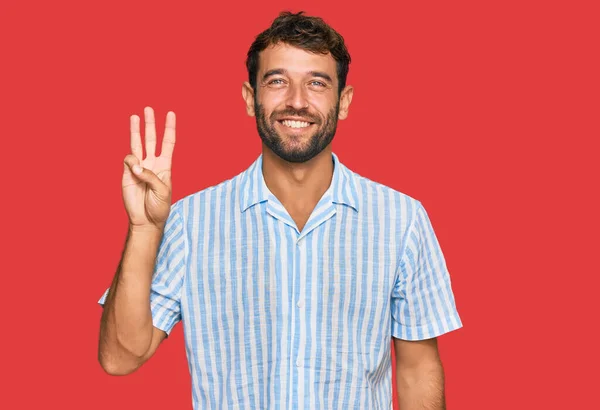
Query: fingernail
[[133, 165, 142, 174]]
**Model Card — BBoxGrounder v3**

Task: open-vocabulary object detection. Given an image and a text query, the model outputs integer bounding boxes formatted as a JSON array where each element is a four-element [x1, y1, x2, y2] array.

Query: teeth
[[281, 120, 310, 128]]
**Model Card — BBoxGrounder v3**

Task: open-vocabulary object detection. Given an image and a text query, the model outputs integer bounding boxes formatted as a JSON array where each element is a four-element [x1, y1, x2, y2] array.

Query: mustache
[[270, 108, 321, 124]]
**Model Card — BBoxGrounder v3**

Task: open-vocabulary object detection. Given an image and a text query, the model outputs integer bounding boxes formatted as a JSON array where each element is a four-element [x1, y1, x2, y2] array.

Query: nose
[[285, 83, 309, 110]]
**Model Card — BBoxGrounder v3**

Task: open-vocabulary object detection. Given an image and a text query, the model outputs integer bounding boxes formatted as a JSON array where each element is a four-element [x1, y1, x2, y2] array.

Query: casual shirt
[[98, 152, 463, 410]]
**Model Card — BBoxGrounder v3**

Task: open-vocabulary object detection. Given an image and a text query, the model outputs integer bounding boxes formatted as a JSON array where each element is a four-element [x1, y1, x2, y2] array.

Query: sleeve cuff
[[96, 288, 178, 337], [391, 311, 463, 341], [98, 288, 109, 305]]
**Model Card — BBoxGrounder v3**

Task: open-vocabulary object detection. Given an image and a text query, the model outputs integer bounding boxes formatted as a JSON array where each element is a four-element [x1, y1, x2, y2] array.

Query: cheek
[[260, 88, 287, 105], [258, 103, 282, 120], [309, 95, 336, 113]]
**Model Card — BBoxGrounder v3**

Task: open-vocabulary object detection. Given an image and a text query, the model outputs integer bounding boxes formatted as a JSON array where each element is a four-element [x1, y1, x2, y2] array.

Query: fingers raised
[[161, 111, 176, 160], [130, 115, 143, 160], [144, 106, 157, 159]]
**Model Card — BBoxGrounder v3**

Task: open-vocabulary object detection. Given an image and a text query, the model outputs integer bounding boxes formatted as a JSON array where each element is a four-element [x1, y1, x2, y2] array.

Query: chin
[[277, 152, 319, 163], [273, 144, 324, 163], [258, 121, 334, 163]]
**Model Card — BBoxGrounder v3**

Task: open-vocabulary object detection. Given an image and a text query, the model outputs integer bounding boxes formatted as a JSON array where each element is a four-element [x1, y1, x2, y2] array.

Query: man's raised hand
[[122, 107, 176, 232]]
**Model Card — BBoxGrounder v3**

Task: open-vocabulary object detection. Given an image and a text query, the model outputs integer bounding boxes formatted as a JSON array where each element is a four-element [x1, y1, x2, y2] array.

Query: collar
[[239, 152, 359, 213]]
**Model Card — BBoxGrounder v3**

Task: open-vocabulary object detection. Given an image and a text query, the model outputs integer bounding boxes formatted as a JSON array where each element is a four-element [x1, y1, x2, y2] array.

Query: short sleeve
[[391, 201, 463, 340], [98, 202, 186, 336]]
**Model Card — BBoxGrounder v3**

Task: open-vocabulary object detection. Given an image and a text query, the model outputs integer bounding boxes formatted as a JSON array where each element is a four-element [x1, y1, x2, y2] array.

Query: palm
[[122, 107, 176, 228]]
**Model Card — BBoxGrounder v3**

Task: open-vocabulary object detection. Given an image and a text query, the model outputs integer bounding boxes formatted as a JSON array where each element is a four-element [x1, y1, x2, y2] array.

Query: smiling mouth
[[277, 119, 315, 129]]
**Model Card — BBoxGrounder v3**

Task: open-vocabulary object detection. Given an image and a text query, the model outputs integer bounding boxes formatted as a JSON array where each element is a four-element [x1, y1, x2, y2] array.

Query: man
[[98, 11, 462, 410]]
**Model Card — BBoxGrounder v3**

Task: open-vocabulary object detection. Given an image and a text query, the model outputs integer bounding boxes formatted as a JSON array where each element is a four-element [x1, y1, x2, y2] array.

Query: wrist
[[129, 223, 165, 237], [125, 224, 164, 255]]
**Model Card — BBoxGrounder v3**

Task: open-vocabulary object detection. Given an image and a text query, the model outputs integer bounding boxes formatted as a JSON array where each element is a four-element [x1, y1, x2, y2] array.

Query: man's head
[[242, 11, 353, 163]]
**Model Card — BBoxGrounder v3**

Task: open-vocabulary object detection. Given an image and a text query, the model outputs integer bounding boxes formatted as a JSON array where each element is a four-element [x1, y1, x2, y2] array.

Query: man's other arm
[[394, 337, 446, 410]]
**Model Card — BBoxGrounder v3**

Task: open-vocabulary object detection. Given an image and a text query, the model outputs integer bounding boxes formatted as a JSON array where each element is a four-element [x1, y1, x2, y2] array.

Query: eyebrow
[[262, 69, 333, 83], [308, 71, 333, 83]]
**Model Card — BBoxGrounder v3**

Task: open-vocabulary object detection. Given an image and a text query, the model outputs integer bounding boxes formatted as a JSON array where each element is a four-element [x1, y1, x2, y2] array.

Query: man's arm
[[98, 226, 167, 376], [394, 337, 446, 410], [98, 108, 180, 376]]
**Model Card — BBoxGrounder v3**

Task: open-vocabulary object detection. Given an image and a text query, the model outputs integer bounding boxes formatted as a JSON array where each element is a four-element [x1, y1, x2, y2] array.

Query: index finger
[[130, 114, 143, 160], [160, 111, 176, 159]]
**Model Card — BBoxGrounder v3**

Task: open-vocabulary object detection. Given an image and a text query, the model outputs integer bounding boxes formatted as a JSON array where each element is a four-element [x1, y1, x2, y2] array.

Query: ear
[[242, 81, 256, 117], [337, 85, 354, 120]]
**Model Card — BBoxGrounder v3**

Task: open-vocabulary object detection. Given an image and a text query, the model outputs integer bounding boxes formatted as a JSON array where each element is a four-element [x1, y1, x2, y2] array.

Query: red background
[[1, 0, 598, 408]]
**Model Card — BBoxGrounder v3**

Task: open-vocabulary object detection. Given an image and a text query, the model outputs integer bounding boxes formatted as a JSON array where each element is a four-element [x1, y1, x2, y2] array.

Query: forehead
[[258, 43, 337, 81]]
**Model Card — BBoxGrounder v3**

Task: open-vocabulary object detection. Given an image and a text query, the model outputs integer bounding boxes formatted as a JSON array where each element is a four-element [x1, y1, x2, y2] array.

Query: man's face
[[243, 43, 353, 163]]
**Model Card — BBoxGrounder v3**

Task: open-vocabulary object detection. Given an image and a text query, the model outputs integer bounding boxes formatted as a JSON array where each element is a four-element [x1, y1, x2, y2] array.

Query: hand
[[122, 107, 176, 231]]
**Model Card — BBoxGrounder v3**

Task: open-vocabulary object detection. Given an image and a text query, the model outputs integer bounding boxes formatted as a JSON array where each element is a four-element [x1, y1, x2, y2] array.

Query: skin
[[241, 43, 353, 232], [394, 337, 446, 409], [98, 107, 176, 376]]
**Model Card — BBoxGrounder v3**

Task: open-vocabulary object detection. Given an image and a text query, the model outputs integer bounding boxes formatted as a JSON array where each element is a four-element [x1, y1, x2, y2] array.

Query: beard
[[254, 98, 340, 163]]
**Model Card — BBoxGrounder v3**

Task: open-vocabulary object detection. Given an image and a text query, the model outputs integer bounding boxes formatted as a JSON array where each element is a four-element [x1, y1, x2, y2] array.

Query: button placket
[[295, 236, 306, 370]]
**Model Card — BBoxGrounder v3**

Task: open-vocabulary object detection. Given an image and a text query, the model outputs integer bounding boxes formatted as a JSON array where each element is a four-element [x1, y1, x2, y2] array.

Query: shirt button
[[296, 359, 301, 367], [296, 300, 304, 308]]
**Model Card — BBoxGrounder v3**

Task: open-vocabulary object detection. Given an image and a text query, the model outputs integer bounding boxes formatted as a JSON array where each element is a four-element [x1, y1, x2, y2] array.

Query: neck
[[261, 144, 334, 210]]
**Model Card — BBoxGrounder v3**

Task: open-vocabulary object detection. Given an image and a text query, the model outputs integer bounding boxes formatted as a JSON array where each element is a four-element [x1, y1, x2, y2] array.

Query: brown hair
[[246, 11, 351, 97]]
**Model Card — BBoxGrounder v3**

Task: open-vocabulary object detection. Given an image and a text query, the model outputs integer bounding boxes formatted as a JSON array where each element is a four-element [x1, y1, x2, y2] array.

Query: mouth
[[276, 119, 316, 130]]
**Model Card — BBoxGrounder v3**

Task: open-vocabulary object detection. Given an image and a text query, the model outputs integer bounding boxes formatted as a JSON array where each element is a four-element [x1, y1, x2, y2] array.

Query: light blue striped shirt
[[98, 152, 462, 409]]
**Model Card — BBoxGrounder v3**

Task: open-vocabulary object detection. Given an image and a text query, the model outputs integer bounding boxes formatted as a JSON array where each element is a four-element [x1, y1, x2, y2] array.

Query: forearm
[[99, 226, 163, 363], [397, 360, 446, 410]]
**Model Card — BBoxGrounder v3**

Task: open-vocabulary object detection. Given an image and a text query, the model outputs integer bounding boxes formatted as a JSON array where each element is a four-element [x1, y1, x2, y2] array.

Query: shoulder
[[347, 167, 423, 219], [170, 168, 246, 218]]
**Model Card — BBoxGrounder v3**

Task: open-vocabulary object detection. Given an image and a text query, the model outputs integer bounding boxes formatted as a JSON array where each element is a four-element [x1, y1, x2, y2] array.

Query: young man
[[98, 11, 463, 410]]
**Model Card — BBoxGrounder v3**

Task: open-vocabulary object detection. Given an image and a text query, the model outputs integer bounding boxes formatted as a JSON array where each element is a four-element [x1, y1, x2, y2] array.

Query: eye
[[268, 78, 285, 85], [310, 81, 326, 87]]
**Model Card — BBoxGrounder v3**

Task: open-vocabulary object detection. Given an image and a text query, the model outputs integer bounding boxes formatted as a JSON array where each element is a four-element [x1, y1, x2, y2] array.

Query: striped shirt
[[98, 152, 463, 410]]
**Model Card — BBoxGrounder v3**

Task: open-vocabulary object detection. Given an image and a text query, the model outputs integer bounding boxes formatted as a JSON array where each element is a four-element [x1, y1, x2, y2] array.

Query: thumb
[[124, 157, 168, 196]]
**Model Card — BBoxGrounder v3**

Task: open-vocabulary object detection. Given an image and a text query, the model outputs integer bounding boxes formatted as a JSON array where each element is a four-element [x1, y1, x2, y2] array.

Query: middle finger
[[144, 106, 157, 159]]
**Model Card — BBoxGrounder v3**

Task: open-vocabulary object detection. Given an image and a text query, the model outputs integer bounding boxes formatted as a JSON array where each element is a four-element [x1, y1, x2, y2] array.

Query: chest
[[287, 207, 311, 233], [182, 209, 399, 325]]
